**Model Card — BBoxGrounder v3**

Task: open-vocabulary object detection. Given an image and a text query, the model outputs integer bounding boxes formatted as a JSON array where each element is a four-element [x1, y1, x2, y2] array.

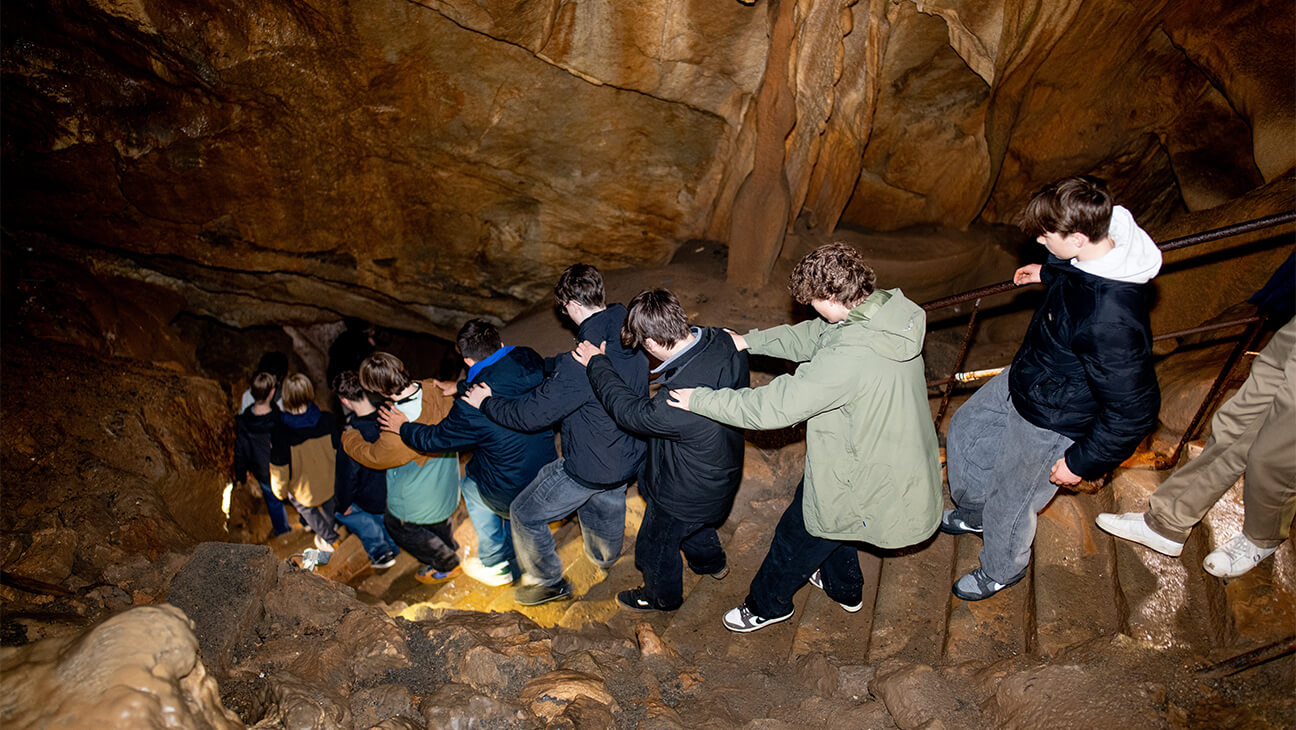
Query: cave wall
[[2, 0, 1292, 332]]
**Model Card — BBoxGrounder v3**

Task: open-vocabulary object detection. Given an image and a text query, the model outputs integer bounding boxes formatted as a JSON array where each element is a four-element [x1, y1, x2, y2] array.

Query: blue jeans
[[946, 369, 1073, 582], [335, 506, 399, 561], [636, 500, 727, 610], [745, 480, 863, 619], [460, 473, 514, 569], [258, 480, 291, 535], [510, 458, 627, 587]]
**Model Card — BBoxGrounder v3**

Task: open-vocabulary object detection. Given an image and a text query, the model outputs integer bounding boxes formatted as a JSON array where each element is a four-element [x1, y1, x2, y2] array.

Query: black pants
[[382, 513, 460, 572], [635, 500, 727, 610], [745, 481, 863, 618]]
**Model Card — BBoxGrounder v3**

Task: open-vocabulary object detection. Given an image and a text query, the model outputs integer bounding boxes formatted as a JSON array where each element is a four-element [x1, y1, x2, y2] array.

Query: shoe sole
[[617, 598, 664, 612], [938, 522, 983, 537], [1095, 515, 1184, 557], [809, 574, 864, 613], [415, 572, 456, 584], [516, 591, 573, 607], [371, 560, 397, 569], [723, 611, 793, 633], [951, 570, 1027, 602], [709, 566, 730, 581]]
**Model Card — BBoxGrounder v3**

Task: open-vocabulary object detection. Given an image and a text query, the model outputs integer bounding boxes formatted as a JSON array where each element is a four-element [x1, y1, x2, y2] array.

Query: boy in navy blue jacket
[[943, 176, 1162, 600], [332, 371, 400, 569], [461, 264, 648, 606], [379, 319, 556, 585]]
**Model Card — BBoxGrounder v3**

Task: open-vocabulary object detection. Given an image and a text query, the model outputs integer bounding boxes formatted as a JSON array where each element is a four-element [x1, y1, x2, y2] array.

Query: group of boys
[[238, 175, 1294, 632]]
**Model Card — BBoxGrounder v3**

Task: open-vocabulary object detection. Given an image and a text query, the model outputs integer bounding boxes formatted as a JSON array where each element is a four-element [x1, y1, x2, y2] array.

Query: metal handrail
[[923, 210, 1295, 469]]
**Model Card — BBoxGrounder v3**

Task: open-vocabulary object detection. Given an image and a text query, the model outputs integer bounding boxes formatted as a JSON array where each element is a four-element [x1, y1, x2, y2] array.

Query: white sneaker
[[313, 535, 335, 553], [808, 569, 863, 613], [1203, 534, 1279, 578], [1095, 513, 1185, 557], [461, 556, 513, 586]]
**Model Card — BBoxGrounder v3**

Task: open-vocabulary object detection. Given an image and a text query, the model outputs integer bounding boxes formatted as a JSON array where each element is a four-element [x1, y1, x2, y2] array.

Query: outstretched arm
[[586, 353, 681, 439]]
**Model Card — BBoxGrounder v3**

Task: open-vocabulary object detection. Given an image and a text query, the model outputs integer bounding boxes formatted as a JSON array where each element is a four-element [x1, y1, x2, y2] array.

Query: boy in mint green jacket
[[669, 242, 941, 633]]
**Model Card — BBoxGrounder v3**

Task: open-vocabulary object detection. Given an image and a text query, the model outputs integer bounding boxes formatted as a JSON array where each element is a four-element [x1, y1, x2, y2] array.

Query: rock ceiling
[[2, 0, 1291, 337]]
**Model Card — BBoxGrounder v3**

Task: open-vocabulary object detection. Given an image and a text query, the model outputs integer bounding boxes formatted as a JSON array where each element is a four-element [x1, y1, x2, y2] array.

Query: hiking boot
[[461, 556, 513, 586], [952, 566, 1027, 601], [415, 564, 458, 584], [313, 535, 335, 552], [938, 509, 983, 536], [1095, 512, 1185, 557], [370, 551, 398, 569], [515, 579, 573, 606], [617, 587, 673, 612], [1203, 534, 1279, 578], [808, 569, 863, 613], [722, 604, 793, 633]]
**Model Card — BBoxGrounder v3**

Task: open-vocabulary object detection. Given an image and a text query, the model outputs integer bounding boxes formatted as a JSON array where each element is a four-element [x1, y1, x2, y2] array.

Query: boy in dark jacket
[[234, 371, 290, 536], [379, 319, 556, 585], [462, 265, 648, 606], [942, 175, 1162, 600], [332, 371, 400, 569], [573, 288, 749, 612]]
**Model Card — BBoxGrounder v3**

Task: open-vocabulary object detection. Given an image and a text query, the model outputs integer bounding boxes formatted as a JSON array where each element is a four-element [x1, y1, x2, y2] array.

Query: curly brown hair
[[788, 243, 876, 307]]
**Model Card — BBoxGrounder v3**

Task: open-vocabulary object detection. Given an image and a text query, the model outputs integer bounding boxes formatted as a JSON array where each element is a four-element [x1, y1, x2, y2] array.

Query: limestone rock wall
[[2, 0, 1291, 330]]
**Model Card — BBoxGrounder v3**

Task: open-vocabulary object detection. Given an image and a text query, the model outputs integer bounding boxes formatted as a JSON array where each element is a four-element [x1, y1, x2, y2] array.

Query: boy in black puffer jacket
[[943, 175, 1162, 601]]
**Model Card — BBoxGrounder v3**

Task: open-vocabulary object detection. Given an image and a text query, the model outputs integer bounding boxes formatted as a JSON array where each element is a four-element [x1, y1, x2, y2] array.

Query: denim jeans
[[287, 495, 340, 543], [745, 480, 863, 619], [635, 500, 727, 610], [510, 458, 627, 587], [258, 480, 291, 536], [335, 506, 399, 561], [460, 473, 514, 569], [383, 513, 459, 572], [946, 369, 1073, 582]]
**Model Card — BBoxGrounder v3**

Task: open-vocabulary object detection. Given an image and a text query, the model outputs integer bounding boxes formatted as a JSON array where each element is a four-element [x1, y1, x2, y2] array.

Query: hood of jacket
[[282, 403, 322, 430], [842, 289, 925, 362], [1072, 205, 1162, 284], [472, 346, 547, 397], [239, 405, 280, 434]]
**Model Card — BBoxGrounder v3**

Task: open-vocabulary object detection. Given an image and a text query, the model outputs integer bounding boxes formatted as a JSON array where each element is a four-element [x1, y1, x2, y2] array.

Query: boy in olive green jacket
[[669, 243, 941, 632]]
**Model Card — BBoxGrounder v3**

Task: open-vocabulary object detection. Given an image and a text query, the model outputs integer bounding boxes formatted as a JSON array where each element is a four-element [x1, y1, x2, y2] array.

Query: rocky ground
[[2, 228, 1293, 728]]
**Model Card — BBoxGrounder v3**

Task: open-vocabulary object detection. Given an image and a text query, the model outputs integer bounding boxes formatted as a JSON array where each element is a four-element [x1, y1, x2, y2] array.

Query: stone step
[[1032, 489, 1121, 658], [868, 532, 956, 665], [943, 532, 1030, 664], [789, 552, 881, 663]]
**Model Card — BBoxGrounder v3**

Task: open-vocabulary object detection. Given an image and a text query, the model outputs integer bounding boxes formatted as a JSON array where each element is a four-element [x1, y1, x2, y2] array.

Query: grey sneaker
[[952, 566, 1027, 601], [515, 578, 573, 606], [808, 569, 863, 613], [1203, 534, 1279, 578], [939, 509, 982, 536], [1095, 512, 1184, 557], [722, 604, 793, 633]]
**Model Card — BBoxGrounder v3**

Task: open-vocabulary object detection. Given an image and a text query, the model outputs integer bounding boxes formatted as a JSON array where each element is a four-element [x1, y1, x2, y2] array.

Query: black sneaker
[[514, 579, 573, 606], [617, 587, 672, 612], [370, 551, 398, 569], [938, 509, 983, 536]]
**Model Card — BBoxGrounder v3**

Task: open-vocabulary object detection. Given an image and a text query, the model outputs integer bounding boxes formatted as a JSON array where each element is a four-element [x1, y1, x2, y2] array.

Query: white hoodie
[[1072, 205, 1162, 284]]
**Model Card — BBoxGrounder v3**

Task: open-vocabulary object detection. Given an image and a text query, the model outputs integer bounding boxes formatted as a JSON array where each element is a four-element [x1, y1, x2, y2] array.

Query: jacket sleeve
[[587, 355, 682, 440], [398, 402, 482, 453], [744, 319, 829, 363], [268, 425, 291, 501], [341, 428, 418, 470], [481, 359, 582, 432], [689, 348, 858, 430], [1063, 325, 1160, 479]]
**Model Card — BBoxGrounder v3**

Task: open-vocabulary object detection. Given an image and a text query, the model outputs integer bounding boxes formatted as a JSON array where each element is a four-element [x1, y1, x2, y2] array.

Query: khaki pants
[[1145, 317, 1296, 547]]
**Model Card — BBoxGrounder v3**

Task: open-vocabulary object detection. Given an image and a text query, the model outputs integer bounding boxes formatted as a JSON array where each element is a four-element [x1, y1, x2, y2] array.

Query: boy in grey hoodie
[[942, 175, 1163, 600]]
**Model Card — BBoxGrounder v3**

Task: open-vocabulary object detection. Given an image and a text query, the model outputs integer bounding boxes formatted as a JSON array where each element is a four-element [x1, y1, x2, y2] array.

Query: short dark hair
[[788, 243, 876, 307], [1018, 175, 1113, 241], [457, 319, 502, 361], [622, 289, 689, 349], [359, 352, 411, 396], [249, 371, 277, 403], [331, 370, 372, 406], [281, 373, 315, 412], [553, 264, 605, 309]]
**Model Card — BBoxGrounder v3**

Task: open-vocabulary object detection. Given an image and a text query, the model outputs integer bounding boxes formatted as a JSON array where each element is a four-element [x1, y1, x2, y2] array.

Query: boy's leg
[[576, 484, 629, 571], [946, 370, 1018, 528], [257, 480, 291, 536], [745, 481, 844, 619], [460, 474, 513, 568], [335, 507, 398, 560], [382, 513, 459, 572], [634, 502, 693, 610], [976, 413, 1072, 583], [1240, 360, 1296, 546], [510, 459, 599, 586], [288, 496, 340, 543], [680, 526, 726, 577], [813, 543, 865, 608]]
